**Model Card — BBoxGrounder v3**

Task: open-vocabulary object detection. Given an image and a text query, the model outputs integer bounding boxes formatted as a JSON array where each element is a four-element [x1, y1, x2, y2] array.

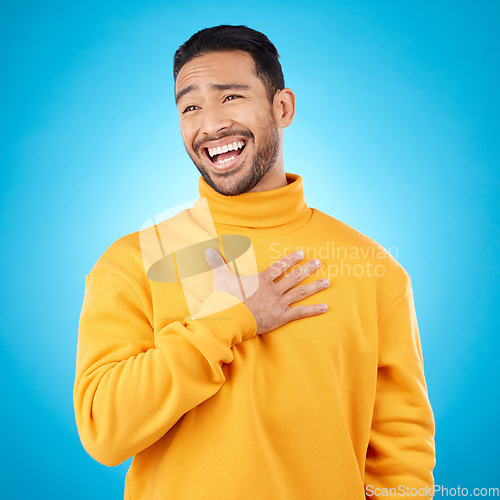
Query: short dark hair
[[173, 25, 285, 102]]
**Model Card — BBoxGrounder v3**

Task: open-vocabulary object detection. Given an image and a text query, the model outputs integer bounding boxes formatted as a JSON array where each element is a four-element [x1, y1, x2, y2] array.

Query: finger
[[284, 279, 330, 305], [277, 258, 322, 293], [285, 303, 329, 322], [204, 248, 229, 274], [265, 250, 305, 281]]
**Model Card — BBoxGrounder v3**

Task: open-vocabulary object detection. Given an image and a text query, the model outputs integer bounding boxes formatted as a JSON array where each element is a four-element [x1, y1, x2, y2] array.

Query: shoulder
[[90, 230, 143, 278], [308, 208, 410, 293]]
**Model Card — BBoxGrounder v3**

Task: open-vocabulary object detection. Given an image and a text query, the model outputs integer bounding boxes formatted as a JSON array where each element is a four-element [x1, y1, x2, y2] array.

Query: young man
[[74, 25, 435, 499]]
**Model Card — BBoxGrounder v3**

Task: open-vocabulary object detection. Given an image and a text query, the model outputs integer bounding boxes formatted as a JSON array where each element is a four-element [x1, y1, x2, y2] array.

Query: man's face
[[175, 51, 281, 196]]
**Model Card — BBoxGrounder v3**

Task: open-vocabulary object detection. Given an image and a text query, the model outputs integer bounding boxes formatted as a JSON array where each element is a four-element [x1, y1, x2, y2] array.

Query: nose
[[201, 103, 232, 136]]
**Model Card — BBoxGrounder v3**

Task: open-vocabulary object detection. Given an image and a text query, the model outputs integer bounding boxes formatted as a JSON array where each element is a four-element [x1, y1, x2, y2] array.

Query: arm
[[365, 279, 435, 499], [73, 269, 255, 466]]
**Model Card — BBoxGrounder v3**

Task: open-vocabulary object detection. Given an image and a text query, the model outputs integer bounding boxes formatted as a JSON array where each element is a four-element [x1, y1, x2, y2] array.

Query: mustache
[[193, 129, 254, 153]]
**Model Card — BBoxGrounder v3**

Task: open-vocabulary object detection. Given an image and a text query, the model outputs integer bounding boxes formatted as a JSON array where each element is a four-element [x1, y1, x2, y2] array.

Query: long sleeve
[[73, 269, 256, 467], [365, 279, 435, 499]]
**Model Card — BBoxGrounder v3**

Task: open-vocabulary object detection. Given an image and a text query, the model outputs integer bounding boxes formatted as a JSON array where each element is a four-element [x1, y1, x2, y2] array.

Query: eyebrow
[[175, 83, 250, 104]]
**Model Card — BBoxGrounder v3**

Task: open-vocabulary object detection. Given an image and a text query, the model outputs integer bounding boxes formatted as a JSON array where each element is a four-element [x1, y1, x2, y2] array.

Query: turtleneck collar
[[190, 173, 311, 235]]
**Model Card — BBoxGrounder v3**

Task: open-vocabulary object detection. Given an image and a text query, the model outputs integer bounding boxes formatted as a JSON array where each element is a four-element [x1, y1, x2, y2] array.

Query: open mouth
[[204, 140, 246, 167]]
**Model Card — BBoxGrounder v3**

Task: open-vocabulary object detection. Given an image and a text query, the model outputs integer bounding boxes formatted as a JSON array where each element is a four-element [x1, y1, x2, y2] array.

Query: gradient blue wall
[[1, 0, 498, 497]]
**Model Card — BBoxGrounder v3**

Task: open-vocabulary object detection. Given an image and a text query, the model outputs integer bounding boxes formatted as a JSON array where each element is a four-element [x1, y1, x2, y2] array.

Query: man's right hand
[[205, 248, 330, 335]]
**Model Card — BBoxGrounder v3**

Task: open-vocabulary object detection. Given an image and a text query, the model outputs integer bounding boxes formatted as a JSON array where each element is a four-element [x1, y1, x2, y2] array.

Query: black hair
[[173, 25, 285, 102]]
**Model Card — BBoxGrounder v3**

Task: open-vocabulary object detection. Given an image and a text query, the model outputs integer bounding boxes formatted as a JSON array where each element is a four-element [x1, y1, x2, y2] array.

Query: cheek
[[243, 107, 274, 131], [179, 122, 195, 148], [235, 108, 262, 128], [251, 116, 274, 142]]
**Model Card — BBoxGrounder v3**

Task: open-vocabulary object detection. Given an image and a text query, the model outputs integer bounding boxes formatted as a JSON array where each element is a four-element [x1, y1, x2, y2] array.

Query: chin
[[206, 167, 254, 196]]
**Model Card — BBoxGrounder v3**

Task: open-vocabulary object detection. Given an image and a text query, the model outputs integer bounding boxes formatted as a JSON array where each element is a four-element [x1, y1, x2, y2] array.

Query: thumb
[[204, 248, 228, 273]]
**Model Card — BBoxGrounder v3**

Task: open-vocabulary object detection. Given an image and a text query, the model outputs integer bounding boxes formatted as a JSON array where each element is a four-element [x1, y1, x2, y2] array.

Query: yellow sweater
[[74, 174, 435, 499]]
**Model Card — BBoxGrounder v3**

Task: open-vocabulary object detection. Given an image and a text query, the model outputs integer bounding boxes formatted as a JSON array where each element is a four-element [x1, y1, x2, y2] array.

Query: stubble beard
[[186, 122, 281, 196]]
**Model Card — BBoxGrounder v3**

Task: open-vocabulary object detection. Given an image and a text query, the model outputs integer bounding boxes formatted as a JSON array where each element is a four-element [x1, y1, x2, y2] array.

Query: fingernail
[[320, 303, 328, 312], [322, 279, 330, 286], [297, 250, 305, 259], [313, 259, 321, 268]]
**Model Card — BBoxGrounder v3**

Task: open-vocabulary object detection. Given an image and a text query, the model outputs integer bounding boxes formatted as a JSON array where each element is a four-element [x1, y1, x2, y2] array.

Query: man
[[74, 25, 435, 499]]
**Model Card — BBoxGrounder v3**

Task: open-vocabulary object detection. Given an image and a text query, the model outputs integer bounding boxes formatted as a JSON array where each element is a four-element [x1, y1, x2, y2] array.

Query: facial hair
[[186, 122, 280, 196]]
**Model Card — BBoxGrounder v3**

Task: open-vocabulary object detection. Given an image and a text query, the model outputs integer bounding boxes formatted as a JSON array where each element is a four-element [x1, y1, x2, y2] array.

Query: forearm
[[364, 279, 435, 498], [364, 364, 435, 498]]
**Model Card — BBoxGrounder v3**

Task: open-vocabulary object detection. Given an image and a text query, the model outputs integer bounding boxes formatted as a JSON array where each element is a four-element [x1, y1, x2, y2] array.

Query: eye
[[182, 105, 199, 114], [224, 94, 243, 102]]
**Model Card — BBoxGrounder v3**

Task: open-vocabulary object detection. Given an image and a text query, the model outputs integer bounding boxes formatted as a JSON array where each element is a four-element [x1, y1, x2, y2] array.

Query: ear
[[273, 88, 296, 128]]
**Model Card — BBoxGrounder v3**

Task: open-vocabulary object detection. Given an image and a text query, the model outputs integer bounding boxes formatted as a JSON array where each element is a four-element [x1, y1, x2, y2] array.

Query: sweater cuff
[[190, 291, 257, 347]]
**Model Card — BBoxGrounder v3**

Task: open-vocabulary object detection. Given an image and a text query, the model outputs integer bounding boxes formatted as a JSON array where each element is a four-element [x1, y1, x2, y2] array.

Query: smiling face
[[175, 51, 294, 196]]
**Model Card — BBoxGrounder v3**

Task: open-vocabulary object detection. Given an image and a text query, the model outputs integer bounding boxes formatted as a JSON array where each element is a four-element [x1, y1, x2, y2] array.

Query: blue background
[[1, 0, 498, 497]]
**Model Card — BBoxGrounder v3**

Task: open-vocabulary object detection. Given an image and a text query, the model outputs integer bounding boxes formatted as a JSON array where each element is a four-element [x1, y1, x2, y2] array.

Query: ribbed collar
[[191, 173, 311, 233]]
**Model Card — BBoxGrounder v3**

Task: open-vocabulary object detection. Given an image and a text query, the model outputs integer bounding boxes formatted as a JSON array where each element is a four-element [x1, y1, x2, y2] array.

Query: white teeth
[[207, 141, 245, 158], [215, 155, 236, 165]]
